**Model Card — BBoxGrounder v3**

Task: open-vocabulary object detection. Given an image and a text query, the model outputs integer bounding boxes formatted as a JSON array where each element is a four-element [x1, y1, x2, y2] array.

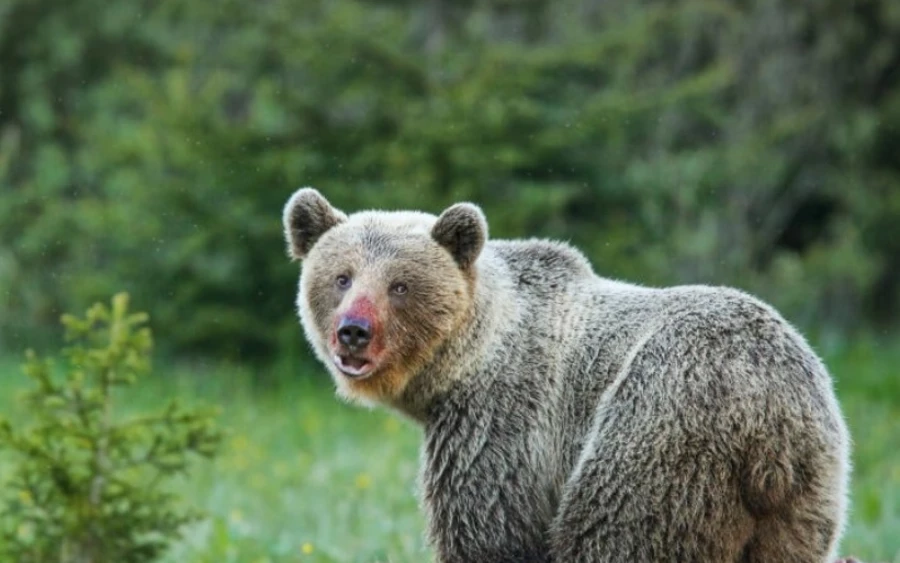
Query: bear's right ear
[[432, 202, 488, 270], [283, 188, 348, 260]]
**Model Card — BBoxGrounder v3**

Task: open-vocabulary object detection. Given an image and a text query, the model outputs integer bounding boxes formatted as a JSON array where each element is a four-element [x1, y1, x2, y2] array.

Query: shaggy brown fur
[[284, 188, 850, 562]]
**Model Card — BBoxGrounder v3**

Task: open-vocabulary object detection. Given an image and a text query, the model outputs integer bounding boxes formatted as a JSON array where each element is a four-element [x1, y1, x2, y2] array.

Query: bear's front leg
[[422, 398, 555, 563]]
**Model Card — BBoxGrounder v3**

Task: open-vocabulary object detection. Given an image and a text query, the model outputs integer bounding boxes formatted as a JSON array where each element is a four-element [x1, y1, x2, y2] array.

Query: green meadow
[[1, 337, 898, 563]]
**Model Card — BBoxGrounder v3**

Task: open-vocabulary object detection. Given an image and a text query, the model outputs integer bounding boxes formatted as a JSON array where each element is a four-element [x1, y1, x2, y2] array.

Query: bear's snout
[[337, 317, 372, 350], [330, 297, 386, 379], [332, 315, 378, 378]]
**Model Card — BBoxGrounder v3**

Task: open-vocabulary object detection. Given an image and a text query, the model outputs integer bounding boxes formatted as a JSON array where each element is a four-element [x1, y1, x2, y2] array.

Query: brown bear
[[283, 187, 850, 563]]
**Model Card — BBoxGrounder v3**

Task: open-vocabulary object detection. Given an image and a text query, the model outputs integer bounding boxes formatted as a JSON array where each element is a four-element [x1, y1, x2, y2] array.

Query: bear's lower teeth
[[343, 357, 368, 369]]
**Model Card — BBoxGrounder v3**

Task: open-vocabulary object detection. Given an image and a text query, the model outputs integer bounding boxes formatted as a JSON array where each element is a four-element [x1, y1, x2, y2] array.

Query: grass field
[[1, 336, 898, 563]]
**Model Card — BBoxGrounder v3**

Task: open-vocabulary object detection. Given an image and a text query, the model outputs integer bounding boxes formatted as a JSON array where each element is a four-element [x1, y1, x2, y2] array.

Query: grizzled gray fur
[[283, 188, 850, 563]]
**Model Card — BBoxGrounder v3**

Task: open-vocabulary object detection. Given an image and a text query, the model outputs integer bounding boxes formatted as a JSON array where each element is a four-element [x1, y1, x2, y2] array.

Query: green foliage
[[0, 293, 221, 563], [6, 337, 896, 562], [1, 0, 899, 359]]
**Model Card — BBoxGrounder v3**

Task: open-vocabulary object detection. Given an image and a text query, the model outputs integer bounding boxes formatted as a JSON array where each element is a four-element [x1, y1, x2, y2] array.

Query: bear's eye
[[336, 274, 352, 289], [390, 282, 408, 296]]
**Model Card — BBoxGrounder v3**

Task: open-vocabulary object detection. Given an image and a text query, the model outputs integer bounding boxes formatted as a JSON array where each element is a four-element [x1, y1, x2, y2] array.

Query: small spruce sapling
[[0, 293, 221, 563]]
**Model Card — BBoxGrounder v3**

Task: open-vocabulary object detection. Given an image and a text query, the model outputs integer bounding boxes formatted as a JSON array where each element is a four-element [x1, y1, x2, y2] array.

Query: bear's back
[[487, 239, 595, 290], [477, 237, 832, 480]]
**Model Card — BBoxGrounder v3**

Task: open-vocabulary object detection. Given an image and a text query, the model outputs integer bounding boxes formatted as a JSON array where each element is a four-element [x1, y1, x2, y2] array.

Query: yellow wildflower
[[355, 473, 372, 490], [231, 434, 249, 451], [383, 417, 401, 433]]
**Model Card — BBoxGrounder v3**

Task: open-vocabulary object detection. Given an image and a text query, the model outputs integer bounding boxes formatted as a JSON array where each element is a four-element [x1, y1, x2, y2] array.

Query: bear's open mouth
[[333, 354, 375, 378]]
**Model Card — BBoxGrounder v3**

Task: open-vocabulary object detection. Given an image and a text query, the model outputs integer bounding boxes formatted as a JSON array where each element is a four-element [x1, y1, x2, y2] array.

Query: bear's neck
[[390, 253, 514, 422]]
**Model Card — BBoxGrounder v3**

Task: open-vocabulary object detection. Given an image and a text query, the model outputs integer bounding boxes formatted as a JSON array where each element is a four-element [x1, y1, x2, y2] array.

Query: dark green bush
[[1, 0, 898, 360]]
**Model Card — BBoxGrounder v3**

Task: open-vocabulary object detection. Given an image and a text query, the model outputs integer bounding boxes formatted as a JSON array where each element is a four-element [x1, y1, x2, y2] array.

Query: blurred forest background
[[2, 1, 900, 561], [2, 0, 900, 362]]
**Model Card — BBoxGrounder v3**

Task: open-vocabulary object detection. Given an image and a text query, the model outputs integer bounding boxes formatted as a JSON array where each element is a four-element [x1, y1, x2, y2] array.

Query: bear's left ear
[[283, 187, 348, 260], [431, 203, 487, 270]]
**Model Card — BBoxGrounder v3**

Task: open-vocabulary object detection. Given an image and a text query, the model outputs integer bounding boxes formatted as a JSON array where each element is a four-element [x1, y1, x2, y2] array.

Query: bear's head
[[283, 188, 487, 404]]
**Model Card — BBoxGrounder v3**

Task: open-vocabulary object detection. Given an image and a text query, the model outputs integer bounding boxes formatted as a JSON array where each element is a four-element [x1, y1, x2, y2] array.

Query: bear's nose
[[337, 317, 372, 349]]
